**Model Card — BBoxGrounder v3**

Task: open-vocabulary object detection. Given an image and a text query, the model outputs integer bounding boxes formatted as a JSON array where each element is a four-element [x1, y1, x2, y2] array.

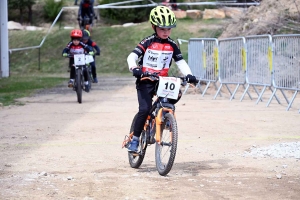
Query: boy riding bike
[[81, 29, 101, 83], [62, 29, 94, 92], [77, 0, 96, 30], [126, 6, 196, 153]]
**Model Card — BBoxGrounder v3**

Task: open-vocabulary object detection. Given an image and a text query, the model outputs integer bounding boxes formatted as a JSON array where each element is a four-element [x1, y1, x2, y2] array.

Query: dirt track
[[0, 76, 300, 200]]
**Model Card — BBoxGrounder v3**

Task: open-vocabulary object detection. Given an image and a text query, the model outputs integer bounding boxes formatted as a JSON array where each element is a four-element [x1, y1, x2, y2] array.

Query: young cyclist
[[126, 6, 196, 153], [82, 29, 101, 83], [77, 0, 96, 30], [62, 29, 94, 92]]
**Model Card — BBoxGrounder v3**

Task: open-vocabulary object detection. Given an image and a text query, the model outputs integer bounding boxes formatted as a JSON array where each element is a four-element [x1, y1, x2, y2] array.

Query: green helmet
[[149, 6, 177, 28]]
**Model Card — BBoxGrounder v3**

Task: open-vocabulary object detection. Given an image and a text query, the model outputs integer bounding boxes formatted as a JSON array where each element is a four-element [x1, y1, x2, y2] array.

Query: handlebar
[[63, 53, 96, 58], [141, 71, 199, 85]]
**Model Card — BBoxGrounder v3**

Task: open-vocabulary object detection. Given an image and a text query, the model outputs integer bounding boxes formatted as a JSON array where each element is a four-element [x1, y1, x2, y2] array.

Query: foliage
[[98, 0, 154, 24], [8, 0, 35, 9], [43, 0, 65, 21], [8, 0, 35, 24]]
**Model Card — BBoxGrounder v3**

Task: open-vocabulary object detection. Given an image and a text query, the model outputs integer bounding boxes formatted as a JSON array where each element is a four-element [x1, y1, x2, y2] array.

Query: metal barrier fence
[[241, 35, 279, 104], [188, 38, 219, 96], [186, 34, 300, 112], [214, 37, 249, 100], [267, 34, 300, 111]]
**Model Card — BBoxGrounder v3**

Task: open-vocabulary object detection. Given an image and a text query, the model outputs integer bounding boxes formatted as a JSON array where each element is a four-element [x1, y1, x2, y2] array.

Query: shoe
[[68, 80, 74, 88], [93, 77, 98, 83], [127, 139, 139, 153], [85, 84, 89, 92]]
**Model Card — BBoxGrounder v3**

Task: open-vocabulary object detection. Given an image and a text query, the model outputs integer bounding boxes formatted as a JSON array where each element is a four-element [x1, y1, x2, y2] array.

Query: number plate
[[85, 55, 94, 63], [156, 77, 181, 100], [74, 54, 85, 65]]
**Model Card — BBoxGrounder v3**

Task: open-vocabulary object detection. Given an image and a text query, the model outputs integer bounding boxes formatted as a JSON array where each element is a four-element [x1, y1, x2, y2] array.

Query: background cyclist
[[82, 29, 101, 83]]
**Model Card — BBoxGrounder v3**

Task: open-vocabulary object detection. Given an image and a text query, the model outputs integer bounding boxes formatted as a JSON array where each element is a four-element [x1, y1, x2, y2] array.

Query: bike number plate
[[157, 77, 181, 100], [74, 54, 85, 65], [85, 55, 94, 63]]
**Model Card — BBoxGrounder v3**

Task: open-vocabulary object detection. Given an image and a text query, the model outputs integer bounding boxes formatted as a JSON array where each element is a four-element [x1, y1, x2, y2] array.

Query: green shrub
[[44, 0, 65, 21], [99, 0, 153, 24], [98, 0, 190, 24]]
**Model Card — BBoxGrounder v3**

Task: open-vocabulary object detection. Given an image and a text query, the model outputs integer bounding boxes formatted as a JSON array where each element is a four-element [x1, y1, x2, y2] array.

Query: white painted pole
[[0, 0, 9, 77]]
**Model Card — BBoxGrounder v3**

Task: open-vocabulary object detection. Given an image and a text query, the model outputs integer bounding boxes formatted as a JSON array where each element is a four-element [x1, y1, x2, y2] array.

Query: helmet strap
[[152, 25, 158, 34]]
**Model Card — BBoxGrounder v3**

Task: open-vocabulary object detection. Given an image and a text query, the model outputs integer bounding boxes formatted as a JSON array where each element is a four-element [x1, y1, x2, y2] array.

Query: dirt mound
[[220, 0, 300, 38]]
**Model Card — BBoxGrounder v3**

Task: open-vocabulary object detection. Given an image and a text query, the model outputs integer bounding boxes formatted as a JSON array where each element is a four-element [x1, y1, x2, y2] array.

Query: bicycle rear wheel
[[76, 68, 83, 104], [128, 113, 147, 168], [155, 113, 178, 176]]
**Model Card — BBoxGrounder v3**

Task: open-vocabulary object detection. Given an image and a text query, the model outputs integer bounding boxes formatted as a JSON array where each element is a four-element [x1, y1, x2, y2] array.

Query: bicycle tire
[[76, 68, 83, 104], [128, 113, 147, 168], [155, 112, 178, 176], [87, 67, 92, 90]]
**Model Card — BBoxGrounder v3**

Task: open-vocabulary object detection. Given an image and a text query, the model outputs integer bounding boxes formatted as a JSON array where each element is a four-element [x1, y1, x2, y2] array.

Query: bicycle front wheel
[[128, 113, 147, 168], [155, 112, 178, 176], [76, 68, 83, 104]]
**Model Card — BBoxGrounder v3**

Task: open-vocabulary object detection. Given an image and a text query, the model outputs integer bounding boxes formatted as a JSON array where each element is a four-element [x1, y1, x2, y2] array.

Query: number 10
[[164, 82, 175, 90]]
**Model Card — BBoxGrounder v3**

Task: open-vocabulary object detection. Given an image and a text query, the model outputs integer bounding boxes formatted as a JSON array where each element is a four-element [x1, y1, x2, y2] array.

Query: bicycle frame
[[123, 72, 197, 176], [122, 82, 179, 147]]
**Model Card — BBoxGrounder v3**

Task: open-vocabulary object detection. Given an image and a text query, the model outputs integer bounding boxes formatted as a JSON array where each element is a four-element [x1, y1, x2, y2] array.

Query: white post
[[0, 0, 9, 78]]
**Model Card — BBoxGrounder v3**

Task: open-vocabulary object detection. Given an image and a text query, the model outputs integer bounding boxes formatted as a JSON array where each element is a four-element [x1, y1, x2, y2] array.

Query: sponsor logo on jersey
[[148, 56, 158, 62]]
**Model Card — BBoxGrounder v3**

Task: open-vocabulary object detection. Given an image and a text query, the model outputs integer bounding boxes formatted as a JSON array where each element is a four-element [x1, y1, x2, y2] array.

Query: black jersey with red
[[132, 33, 184, 77], [84, 39, 100, 55], [78, 0, 95, 18], [62, 41, 92, 57]]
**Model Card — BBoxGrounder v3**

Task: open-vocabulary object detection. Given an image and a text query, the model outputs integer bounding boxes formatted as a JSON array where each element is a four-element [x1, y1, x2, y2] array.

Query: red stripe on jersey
[[138, 44, 146, 52], [147, 43, 174, 51], [142, 67, 169, 77]]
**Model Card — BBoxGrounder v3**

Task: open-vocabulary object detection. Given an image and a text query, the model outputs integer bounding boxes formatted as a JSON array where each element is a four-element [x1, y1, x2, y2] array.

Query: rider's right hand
[[63, 53, 68, 57], [77, 17, 81, 21], [132, 68, 143, 78]]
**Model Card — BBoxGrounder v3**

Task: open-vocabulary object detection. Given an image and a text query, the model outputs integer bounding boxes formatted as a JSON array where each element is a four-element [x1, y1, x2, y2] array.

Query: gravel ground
[[243, 142, 300, 159]]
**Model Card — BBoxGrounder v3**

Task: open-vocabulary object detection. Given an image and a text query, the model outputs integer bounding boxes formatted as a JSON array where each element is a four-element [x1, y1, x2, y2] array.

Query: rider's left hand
[[89, 51, 94, 56], [186, 74, 197, 83]]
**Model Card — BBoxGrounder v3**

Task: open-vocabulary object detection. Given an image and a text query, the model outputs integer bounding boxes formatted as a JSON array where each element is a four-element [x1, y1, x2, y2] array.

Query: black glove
[[94, 16, 98, 20], [132, 68, 143, 78], [77, 17, 81, 21], [186, 74, 196, 83], [95, 52, 100, 56]]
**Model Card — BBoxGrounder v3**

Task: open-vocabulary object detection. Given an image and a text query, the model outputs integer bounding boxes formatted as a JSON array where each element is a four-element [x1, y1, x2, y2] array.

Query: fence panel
[[214, 37, 248, 100], [267, 34, 300, 111], [240, 35, 277, 104], [188, 38, 219, 96]]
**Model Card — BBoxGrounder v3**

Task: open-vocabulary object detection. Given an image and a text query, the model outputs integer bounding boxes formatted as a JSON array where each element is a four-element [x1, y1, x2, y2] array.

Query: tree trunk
[[28, 5, 32, 25], [19, 8, 23, 24]]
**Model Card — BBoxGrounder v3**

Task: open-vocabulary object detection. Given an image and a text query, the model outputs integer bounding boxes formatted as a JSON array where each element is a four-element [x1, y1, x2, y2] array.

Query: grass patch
[[0, 76, 65, 106]]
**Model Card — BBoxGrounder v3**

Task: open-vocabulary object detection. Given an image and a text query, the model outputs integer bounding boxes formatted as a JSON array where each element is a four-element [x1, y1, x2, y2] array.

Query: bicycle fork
[[155, 107, 175, 145]]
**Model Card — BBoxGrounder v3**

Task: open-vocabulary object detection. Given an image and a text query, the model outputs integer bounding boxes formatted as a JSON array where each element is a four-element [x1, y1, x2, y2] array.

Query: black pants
[[90, 58, 97, 79], [69, 58, 88, 81], [133, 81, 181, 138]]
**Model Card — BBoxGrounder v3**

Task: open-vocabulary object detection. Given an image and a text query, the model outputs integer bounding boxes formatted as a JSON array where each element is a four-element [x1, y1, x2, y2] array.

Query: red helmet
[[70, 29, 82, 39]]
